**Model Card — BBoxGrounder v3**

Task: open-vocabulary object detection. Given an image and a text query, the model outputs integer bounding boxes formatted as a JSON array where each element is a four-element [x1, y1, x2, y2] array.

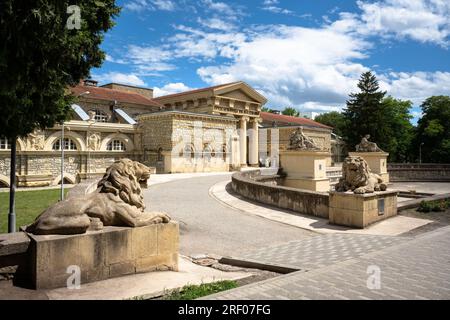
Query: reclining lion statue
[[26, 159, 170, 235], [335, 156, 387, 194]]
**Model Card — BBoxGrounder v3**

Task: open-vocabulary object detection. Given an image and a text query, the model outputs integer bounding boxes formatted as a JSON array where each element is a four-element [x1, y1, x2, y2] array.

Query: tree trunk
[[8, 137, 16, 233]]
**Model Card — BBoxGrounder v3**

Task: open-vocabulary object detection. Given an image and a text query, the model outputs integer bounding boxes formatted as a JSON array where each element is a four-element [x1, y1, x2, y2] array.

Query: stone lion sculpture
[[355, 134, 384, 152], [26, 159, 170, 235], [335, 156, 387, 194]]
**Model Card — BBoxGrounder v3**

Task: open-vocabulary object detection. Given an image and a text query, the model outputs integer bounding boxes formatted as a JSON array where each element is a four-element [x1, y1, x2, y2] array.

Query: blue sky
[[93, 0, 450, 122]]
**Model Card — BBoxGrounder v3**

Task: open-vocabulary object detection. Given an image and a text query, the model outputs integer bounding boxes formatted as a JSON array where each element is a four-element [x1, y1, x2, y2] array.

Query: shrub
[[418, 199, 450, 213], [418, 201, 433, 212]]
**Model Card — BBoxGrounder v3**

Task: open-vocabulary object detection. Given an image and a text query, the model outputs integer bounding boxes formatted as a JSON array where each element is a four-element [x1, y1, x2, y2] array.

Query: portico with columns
[[153, 81, 267, 168]]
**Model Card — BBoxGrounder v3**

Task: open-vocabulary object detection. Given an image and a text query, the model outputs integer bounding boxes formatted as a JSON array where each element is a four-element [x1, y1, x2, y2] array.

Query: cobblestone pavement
[[225, 234, 408, 271], [206, 226, 450, 300]]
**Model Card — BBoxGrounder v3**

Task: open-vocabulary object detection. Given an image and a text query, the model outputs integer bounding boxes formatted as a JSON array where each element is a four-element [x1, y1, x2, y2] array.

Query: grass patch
[[163, 280, 238, 300], [418, 199, 450, 213], [0, 188, 69, 233]]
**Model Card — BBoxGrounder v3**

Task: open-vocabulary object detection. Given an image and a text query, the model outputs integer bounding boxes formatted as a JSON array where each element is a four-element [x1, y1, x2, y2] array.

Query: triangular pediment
[[213, 82, 267, 104], [221, 89, 259, 103]]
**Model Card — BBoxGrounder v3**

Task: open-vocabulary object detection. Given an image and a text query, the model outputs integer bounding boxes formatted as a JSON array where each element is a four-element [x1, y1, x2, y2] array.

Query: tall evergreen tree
[[343, 71, 390, 151]]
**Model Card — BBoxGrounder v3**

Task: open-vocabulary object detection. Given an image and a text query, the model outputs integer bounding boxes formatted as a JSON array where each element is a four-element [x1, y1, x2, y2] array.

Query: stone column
[[239, 116, 249, 166], [248, 118, 259, 167]]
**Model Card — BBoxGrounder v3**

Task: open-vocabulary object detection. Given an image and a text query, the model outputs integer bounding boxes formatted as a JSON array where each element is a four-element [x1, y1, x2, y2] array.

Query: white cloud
[[127, 45, 173, 64], [197, 24, 370, 109], [261, 6, 295, 15], [152, 0, 175, 11], [94, 72, 147, 86], [124, 0, 175, 12], [381, 71, 450, 104], [263, 0, 279, 5], [153, 82, 194, 97], [168, 25, 247, 60], [105, 54, 127, 64], [124, 0, 148, 12], [197, 17, 236, 31], [340, 0, 450, 46]]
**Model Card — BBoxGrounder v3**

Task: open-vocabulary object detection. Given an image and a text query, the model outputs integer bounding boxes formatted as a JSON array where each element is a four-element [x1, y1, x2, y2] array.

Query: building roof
[[260, 112, 332, 130], [153, 81, 267, 104], [70, 84, 163, 108]]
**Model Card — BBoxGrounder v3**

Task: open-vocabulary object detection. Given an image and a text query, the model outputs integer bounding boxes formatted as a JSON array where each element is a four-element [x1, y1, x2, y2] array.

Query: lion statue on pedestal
[[26, 159, 170, 235], [335, 156, 387, 194]]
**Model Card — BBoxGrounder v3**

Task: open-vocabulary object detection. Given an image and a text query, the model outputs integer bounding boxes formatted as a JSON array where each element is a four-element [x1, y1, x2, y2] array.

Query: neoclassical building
[[0, 79, 335, 187]]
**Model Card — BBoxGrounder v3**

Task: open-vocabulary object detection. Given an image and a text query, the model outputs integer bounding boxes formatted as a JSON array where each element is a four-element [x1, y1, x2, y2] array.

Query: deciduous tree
[[0, 0, 120, 231]]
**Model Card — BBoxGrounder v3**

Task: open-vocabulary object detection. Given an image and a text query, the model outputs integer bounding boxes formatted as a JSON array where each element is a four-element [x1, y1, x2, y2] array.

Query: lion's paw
[[354, 187, 366, 194], [158, 212, 171, 223]]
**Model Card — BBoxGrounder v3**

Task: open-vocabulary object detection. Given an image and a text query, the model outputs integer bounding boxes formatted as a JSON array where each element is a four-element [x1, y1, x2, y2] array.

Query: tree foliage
[[0, 0, 121, 138], [281, 107, 299, 117], [342, 71, 390, 151], [414, 96, 450, 163], [381, 96, 414, 162], [314, 111, 348, 137]]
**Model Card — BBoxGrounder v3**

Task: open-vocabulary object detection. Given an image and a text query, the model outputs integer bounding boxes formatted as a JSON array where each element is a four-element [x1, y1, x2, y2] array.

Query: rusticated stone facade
[[138, 111, 238, 173], [0, 121, 140, 187]]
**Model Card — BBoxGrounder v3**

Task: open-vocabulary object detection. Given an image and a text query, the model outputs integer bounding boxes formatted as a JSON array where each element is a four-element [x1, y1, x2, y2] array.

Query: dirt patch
[[400, 208, 450, 236]]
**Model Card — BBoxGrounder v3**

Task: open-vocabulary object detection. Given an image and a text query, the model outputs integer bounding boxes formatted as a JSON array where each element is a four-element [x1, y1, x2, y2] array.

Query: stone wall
[[231, 170, 329, 218], [388, 163, 450, 182], [139, 111, 236, 173], [261, 126, 331, 153], [0, 151, 139, 187], [259, 126, 332, 166]]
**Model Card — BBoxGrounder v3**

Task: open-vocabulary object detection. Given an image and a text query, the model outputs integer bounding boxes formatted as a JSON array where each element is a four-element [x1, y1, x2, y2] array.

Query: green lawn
[[0, 189, 69, 233], [163, 280, 238, 300]]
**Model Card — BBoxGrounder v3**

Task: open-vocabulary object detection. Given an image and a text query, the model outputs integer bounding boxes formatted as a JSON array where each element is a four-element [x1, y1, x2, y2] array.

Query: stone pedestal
[[329, 191, 398, 228], [280, 150, 331, 192], [349, 152, 389, 183], [26, 222, 179, 289]]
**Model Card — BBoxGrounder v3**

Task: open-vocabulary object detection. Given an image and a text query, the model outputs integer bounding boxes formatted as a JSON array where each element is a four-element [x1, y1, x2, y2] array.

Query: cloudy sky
[[93, 0, 450, 121]]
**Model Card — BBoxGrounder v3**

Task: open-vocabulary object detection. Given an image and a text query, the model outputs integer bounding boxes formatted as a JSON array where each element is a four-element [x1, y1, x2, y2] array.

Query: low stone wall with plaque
[[26, 222, 179, 289], [329, 191, 398, 228]]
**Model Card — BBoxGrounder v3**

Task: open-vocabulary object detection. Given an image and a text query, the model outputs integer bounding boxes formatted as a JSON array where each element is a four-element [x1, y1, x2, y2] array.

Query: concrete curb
[[209, 179, 433, 236], [219, 256, 300, 274]]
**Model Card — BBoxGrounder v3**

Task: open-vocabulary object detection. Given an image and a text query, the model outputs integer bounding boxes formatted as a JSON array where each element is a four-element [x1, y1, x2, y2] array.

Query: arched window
[[0, 137, 11, 150], [203, 144, 213, 162], [107, 139, 126, 151], [89, 109, 108, 122], [52, 138, 77, 150], [222, 144, 227, 161], [157, 147, 163, 161], [180, 144, 194, 160]]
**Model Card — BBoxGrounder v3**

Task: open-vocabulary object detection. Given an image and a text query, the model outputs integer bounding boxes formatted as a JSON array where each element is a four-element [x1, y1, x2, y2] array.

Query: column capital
[[241, 116, 250, 122]]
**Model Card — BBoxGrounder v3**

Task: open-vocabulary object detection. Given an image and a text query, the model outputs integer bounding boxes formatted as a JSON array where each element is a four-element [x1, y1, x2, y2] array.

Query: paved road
[[206, 226, 450, 300], [143, 175, 315, 257]]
